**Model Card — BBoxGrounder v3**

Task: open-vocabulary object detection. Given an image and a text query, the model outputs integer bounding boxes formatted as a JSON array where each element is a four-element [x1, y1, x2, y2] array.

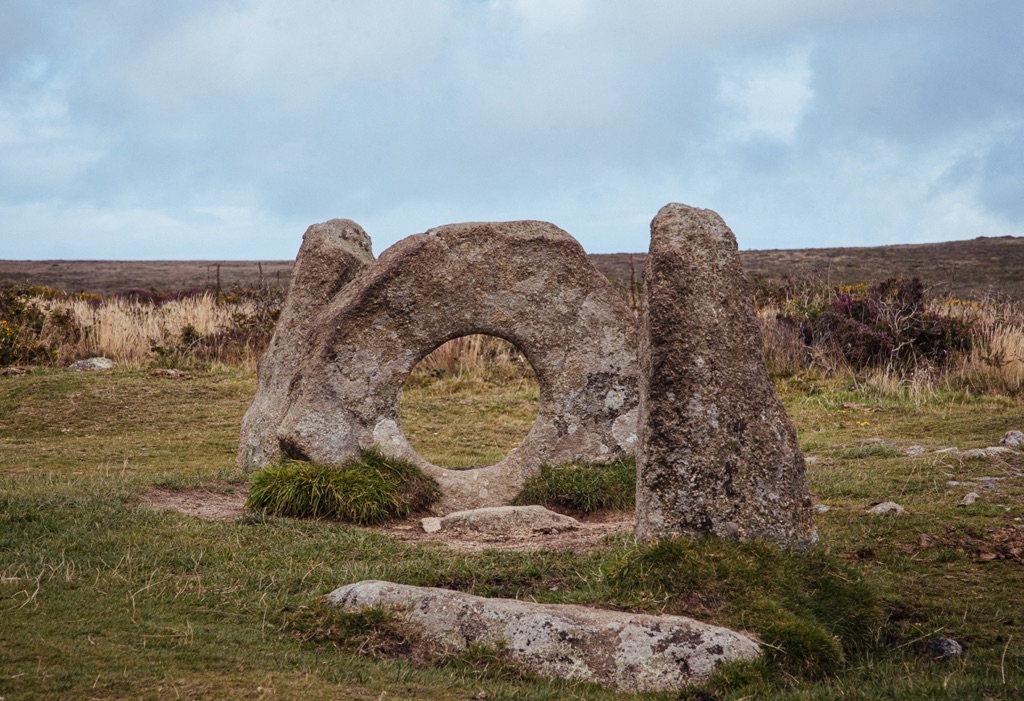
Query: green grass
[[400, 368, 539, 468], [246, 448, 440, 524], [513, 456, 636, 513], [2, 368, 1024, 698]]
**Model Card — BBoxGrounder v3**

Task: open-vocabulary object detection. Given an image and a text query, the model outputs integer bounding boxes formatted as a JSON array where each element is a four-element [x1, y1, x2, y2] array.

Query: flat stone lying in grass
[[69, 357, 113, 371], [421, 505, 579, 535], [867, 501, 906, 515], [328, 580, 760, 692]]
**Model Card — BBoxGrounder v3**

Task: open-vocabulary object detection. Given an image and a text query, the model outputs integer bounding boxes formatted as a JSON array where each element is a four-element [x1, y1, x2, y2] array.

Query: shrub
[[512, 456, 635, 512], [245, 446, 440, 524], [607, 538, 883, 679], [0, 286, 55, 366]]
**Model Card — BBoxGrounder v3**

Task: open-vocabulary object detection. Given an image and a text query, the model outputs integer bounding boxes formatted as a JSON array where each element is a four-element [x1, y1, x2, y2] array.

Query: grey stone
[[962, 447, 1013, 459], [250, 220, 638, 512], [421, 517, 442, 534], [328, 580, 760, 692], [958, 492, 980, 506], [867, 501, 905, 515], [635, 204, 815, 545], [923, 636, 963, 659], [237, 219, 374, 470], [69, 357, 113, 371], [902, 445, 927, 456], [1001, 430, 1024, 447], [813, 504, 831, 514], [438, 505, 579, 534]]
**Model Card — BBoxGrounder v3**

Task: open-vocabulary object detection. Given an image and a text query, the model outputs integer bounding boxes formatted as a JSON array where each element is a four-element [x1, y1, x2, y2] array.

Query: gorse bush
[[246, 447, 441, 524], [0, 286, 56, 366], [512, 456, 635, 512]]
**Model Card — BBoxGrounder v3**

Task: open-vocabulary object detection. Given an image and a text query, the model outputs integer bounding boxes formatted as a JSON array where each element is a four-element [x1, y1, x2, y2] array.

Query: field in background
[[3, 235, 1024, 299]]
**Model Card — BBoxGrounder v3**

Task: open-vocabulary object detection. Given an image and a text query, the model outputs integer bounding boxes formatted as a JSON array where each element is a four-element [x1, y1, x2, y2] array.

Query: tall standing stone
[[635, 204, 815, 545], [237, 219, 374, 470]]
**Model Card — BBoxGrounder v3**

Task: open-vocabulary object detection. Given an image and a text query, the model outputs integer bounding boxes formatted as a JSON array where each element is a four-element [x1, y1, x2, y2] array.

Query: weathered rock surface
[[635, 204, 815, 545], [923, 636, 963, 659], [961, 447, 1014, 459], [1001, 430, 1024, 447], [867, 501, 905, 515], [69, 357, 113, 371], [237, 219, 375, 470], [328, 580, 760, 692], [259, 220, 638, 512], [958, 492, 980, 506], [431, 505, 579, 534]]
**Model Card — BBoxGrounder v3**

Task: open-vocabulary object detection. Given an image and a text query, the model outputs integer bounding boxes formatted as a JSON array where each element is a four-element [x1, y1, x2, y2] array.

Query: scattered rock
[[421, 517, 442, 534], [328, 580, 761, 692], [961, 447, 1013, 459], [902, 445, 927, 457], [867, 501, 905, 515], [0, 366, 29, 376], [150, 368, 192, 380], [69, 357, 114, 371], [934, 447, 960, 455], [1001, 430, 1024, 447], [435, 505, 579, 535], [635, 204, 815, 545], [804, 455, 820, 464], [813, 504, 831, 514], [958, 492, 980, 506], [923, 636, 963, 659]]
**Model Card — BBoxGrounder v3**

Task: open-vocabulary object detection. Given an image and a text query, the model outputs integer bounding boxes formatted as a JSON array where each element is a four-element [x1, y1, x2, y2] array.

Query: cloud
[[0, 0, 1022, 259]]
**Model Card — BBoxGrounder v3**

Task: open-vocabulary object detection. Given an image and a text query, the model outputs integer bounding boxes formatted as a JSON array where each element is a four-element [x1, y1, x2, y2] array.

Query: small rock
[[958, 492, 980, 506], [69, 357, 114, 371], [812, 504, 831, 514], [804, 456, 820, 464], [902, 445, 927, 457], [934, 447, 960, 455], [947, 481, 961, 486], [421, 517, 442, 534], [961, 449, 988, 459], [0, 366, 29, 376], [923, 636, 963, 659], [984, 446, 1013, 455], [867, 501, 905, 515], [1001, 430, 1024, 447]]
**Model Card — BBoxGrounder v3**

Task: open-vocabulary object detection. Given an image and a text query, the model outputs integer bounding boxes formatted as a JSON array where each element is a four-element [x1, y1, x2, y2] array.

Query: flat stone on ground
[[437, 505, 579, 534], [328, 580, 760, 692]]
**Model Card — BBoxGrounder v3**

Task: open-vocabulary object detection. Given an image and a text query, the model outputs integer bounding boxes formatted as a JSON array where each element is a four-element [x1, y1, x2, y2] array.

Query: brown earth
[[139, 485, 632, 553], [3, 235, 1024, 299]]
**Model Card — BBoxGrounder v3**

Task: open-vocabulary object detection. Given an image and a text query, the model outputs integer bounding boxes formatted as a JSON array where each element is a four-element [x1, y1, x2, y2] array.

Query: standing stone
[[635, 204, 815, 545], [237, 219, 374, 470]]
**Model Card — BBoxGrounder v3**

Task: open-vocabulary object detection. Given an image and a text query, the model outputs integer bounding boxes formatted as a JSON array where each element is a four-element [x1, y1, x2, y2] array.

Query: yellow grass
[[40, 294, 259, 367]]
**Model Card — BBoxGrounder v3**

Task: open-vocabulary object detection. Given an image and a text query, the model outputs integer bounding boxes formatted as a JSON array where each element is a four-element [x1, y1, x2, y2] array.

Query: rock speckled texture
[[328, 580, 760, 692], [435, 505, 579, 534], [635, 204, 815, 545], [242, 219, 638, 512], [237, 219, 374, 470]]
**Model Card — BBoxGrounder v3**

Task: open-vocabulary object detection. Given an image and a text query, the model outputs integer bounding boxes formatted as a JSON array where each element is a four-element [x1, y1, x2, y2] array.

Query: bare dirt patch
[[139, 484, 633, 551], [140, 483, 247, 521]]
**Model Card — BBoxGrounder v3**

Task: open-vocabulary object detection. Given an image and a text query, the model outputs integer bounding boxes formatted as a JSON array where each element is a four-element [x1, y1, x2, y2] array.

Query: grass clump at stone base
[[246, 446, 440, 524], [607, 537, 883, 680], [512, 455, 636, 513]]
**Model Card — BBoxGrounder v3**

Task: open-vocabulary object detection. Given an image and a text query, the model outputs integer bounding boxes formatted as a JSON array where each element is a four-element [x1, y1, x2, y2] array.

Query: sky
[[1, 1, 1022, 260]]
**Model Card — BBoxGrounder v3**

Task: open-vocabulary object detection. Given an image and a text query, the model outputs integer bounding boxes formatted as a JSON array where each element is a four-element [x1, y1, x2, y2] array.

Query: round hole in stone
[[400, 334, 540, 469]]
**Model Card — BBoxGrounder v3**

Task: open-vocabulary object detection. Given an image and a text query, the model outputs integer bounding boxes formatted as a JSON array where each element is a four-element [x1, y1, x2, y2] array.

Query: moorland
[[2, 238, 1024, 699]]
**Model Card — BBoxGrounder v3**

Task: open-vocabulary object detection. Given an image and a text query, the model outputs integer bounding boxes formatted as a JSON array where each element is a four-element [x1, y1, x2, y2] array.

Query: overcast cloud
[[1, 1, 1021, 259]]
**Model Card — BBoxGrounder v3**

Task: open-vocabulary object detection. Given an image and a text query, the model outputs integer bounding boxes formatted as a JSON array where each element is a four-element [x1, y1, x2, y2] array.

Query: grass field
[[3, 367, 1024, 699]]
